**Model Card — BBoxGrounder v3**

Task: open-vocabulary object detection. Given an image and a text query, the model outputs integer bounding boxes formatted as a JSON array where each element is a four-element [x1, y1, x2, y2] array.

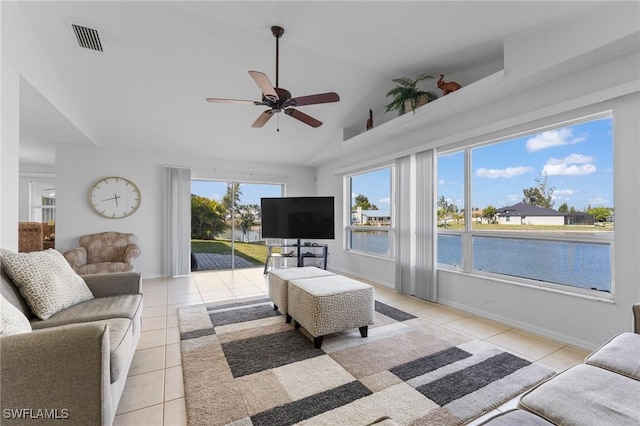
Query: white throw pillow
[[0, 249, 94, 320], [0, 294, 32, 336]]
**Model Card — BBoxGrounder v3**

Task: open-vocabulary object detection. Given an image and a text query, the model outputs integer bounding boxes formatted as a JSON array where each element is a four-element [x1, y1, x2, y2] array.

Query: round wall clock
[[89, 176, 141, 219]]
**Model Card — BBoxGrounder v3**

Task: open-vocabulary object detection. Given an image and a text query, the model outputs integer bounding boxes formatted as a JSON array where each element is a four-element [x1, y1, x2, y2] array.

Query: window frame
[[29, 180, 56, 223], [344, 165, 395, 259], [436, 112, 615, 299]]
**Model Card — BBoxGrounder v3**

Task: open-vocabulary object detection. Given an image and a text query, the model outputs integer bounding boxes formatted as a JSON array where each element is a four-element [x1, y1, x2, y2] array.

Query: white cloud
[[554, 189, 575, 196], [544, 164, 596, 175], [379, 197, 390, 204], [475, 166, 533, 179], [587, 196, 610, 206], [525, 128, 586, 152], [546, 154, 594, 165], [438, 179, 445, 185], [543, 154, 596, 176], [552, 189, 575, 201]]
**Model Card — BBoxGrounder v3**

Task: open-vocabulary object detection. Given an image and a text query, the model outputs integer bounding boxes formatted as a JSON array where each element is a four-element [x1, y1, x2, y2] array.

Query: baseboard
[[141, 273, 167, 279], [438, 297, 598, 352], [328, 266, 395, 289]]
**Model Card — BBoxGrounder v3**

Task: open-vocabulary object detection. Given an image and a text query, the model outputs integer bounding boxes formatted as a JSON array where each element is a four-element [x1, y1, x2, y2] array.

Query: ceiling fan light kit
[[206, 25, 339, 129]]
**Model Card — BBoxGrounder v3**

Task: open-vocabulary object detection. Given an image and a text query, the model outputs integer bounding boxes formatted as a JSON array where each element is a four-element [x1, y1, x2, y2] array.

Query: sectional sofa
[[0, 249, 143, 426], [480, 304, 640, 425]]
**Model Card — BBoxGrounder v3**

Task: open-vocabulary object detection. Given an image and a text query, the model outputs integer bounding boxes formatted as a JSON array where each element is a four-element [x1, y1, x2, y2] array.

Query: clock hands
[[91, 177, 140, 219], [100, 194, 121, 207]]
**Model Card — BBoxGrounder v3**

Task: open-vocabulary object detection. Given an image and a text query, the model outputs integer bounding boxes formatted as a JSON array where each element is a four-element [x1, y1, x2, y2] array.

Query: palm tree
[[384, 73, 438, 115], [222, 183, 242, 218], [482, 205, 497, 224], [191, 195, 228, 239], [238, 211, 256, 242]]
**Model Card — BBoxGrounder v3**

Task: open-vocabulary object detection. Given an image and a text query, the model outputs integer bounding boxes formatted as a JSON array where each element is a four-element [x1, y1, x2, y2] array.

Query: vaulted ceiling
[[14, 1, 606, 167]]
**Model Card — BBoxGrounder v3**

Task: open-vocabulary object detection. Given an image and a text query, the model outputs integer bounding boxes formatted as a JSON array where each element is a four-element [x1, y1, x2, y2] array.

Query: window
[[346, 166, 394, 257], [190, 180, 283, 270], [30, 181, 56, 223], [437, 151, 464, 267], [437, 114, 614, 294]]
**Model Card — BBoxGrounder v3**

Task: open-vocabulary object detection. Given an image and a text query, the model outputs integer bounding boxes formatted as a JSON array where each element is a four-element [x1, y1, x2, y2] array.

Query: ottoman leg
[[273, 304, 278, 311], [286, 314, 292, 324], [294, 320, 301, 329], [314, 336, 324, 349], [359, 326, 368, 338]]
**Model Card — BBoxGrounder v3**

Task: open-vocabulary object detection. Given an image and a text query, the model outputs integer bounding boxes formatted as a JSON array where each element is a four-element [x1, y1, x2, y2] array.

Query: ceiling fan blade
[[249, 71, 278, 100], [206, 97, 263, 105], [284, 108, 322, 128], [251, 110, 275, 128], [289, 92, 340, 107]]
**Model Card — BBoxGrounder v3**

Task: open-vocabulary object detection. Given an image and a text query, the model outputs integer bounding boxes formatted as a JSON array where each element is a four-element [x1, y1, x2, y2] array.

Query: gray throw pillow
[[0, 249, 94, 320], [0, 294, 32, 336]]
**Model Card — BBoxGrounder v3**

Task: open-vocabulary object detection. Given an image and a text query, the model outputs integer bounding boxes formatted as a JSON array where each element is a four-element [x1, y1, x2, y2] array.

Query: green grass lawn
[[440, 223, 613, 232], [191, 239, 268, 265]]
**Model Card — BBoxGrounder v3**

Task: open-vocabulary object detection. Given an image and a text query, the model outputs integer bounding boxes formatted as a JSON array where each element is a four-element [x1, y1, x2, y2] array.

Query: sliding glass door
[[191, 180, 282, 270]]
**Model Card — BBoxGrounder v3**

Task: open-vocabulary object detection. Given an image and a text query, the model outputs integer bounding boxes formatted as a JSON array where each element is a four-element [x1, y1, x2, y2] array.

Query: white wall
[[55, 145, 316, 277], [314, 5, 640, 349], [497, 216, 564, 226], [1, 62, 20, 251]]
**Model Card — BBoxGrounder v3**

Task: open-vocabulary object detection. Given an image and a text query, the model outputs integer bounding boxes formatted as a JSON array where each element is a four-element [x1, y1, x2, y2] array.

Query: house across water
[[352, 207, 391, 226], [494, 202, 592, 226]]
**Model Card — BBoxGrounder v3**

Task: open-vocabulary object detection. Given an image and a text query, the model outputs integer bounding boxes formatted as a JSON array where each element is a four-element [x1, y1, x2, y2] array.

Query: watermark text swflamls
[[3, 408, 69, 420]]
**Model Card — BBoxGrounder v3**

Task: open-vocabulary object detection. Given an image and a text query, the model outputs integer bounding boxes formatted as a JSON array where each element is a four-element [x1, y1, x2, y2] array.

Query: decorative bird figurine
[[366, 109, 374, 130]]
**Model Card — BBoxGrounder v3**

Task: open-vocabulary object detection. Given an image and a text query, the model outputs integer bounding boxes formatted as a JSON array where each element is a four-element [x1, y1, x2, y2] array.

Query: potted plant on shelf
[[384, 73, 438, 115]]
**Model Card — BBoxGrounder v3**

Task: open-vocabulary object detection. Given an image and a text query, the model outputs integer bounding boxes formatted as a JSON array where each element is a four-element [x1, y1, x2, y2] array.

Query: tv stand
[[264, 239, 328, 274]]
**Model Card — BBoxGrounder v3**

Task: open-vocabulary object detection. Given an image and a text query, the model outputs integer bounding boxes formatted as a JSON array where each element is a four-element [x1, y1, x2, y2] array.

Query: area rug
[[178, 297, 554, 426]]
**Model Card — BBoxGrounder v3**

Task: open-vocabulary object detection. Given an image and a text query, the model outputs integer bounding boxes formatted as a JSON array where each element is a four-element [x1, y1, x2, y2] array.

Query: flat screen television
[[261, 196, 335, 240]]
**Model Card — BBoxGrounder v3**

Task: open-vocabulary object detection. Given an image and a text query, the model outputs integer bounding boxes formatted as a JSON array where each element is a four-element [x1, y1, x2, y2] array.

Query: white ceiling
[[16, 1, 607, 167]]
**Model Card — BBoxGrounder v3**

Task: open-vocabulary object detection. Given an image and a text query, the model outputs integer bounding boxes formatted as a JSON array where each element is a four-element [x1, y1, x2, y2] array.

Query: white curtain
[[394, 155, 413, 294], [163, 166, 191, 277], [415, 149, 437, 302]]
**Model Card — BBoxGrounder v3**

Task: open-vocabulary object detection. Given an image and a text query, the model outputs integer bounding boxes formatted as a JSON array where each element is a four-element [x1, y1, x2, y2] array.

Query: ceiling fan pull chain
[[277, 113, 280, 132]]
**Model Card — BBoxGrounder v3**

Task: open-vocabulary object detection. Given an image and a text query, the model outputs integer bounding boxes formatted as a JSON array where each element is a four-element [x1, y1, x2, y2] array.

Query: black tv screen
[[261, 196, 335, 239]]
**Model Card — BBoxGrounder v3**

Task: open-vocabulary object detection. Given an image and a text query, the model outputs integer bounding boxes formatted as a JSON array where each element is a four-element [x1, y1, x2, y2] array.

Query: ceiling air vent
[[71, 23, 103, 52]]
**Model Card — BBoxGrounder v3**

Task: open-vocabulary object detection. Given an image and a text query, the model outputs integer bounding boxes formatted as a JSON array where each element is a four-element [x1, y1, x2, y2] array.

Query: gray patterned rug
[[178, 297, 554, 426]]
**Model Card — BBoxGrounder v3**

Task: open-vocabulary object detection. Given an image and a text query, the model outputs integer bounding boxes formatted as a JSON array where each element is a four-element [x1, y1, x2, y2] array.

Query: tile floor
[[113, 267, 590, 426]]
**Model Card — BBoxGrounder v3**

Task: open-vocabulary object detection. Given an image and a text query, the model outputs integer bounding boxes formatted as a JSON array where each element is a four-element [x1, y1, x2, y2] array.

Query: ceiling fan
[[206, 26, 340, 129]]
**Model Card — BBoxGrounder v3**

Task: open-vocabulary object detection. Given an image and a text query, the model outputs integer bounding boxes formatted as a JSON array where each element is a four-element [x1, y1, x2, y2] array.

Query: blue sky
[[350, 167, 391, 213], [439, 116, 613, 211], [191, 181, 282, 205]]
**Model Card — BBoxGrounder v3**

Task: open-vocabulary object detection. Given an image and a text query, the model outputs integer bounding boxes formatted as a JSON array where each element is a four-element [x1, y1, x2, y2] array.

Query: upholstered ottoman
[[268, 267, 335, 322], [287, 275, 375, 348]]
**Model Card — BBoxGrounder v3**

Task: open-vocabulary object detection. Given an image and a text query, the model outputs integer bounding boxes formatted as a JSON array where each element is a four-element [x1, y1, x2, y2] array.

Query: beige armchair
[[63, 232, 141, 275]]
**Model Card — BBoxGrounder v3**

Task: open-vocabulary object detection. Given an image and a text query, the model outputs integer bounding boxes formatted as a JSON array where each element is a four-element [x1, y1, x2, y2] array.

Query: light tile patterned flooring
[[113, 267, 590, 426]]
